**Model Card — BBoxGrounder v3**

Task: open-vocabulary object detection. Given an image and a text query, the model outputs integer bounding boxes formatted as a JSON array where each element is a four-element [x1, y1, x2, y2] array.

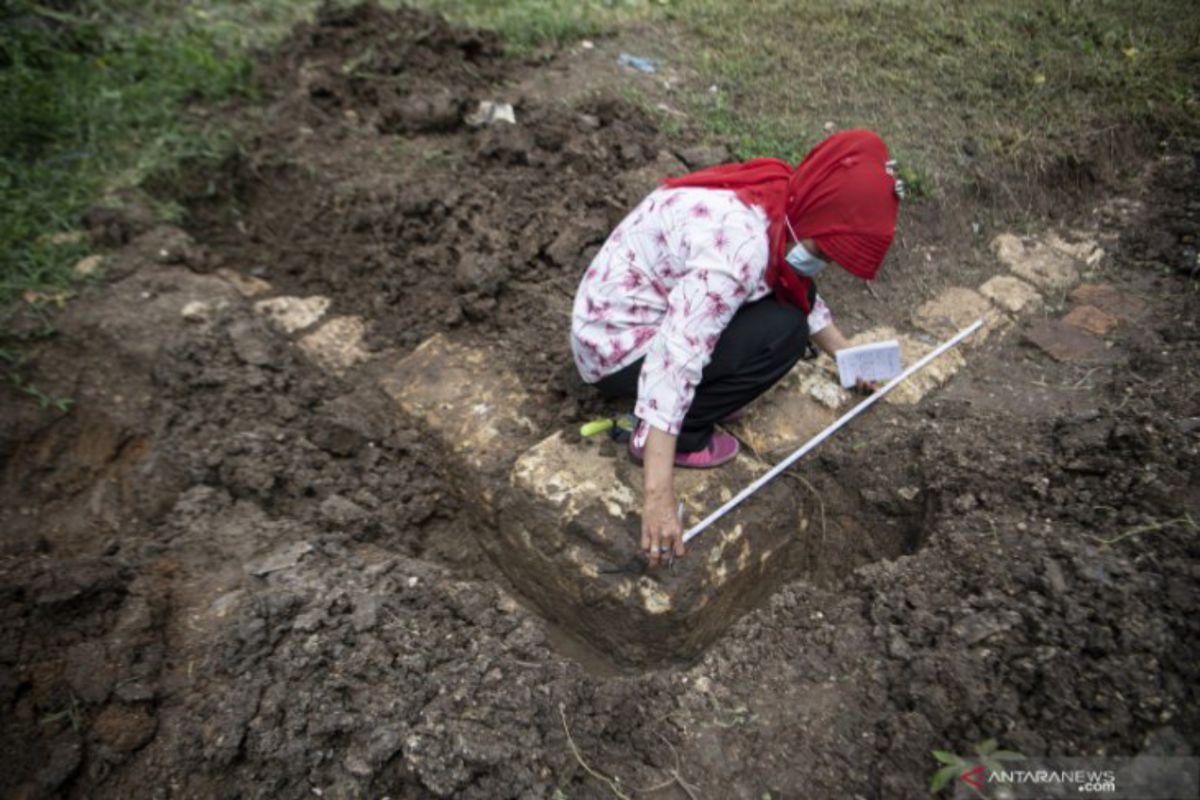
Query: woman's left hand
[[853, 377, 880, 395]]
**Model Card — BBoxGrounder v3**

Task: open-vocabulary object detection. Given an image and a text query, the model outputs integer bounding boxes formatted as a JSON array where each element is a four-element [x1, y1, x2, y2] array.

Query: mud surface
[[2, 5, 1198, 798]]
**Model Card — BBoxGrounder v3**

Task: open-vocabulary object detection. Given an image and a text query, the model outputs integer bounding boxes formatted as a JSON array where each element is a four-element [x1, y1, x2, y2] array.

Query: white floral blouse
[[570, 187, 832, 436]]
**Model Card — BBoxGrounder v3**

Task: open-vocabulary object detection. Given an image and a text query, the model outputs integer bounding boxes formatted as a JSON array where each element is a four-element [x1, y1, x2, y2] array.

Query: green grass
[[0, 1, 254, 312], [665, 0, 1199, 195], [405, 0, 1197, 199], [405, 0, 653, 53]]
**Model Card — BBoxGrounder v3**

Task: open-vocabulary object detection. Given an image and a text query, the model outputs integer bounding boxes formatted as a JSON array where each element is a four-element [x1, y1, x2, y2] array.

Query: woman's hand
[[641, 426, 685, 568], [853, 377, 880, 395], [642, 488, 683, 569]]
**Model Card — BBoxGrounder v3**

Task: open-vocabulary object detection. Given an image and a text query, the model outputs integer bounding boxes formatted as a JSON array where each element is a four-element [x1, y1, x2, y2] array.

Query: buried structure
[[381, 333, 925, 666], [378, 320, 978, 666], [1, 5, 1198, 798]]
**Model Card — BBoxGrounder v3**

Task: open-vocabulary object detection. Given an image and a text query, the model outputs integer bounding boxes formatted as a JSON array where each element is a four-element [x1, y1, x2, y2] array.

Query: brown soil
[[2, 5, 1197, 798]]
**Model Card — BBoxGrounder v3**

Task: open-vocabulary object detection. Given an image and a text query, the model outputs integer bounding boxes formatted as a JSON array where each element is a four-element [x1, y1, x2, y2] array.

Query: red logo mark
[[961, 764, 985, 789]]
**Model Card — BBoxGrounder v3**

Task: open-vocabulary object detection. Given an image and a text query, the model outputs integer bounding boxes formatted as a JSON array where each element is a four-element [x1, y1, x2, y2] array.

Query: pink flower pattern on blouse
[[571, 187, 832, 436]]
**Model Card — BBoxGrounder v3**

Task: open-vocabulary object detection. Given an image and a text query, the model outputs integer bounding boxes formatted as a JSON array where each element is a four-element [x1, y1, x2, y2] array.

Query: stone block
[[991, 233, 1080, 291], [912, 287, 1002, 343], [1062, 305, 1119, 337], [727, 362, 838, 456], [1023, 320, 1107, 362], [254, 295, 330, 334], [1069, 283, 1146, 320], [379, 334, 536, 492], [300, 316, 370, 373], [1044, 231, 1103, 265], [979, 275, 1043, 315], [800, 372, 850, 410], [495, 431, 803, 664]]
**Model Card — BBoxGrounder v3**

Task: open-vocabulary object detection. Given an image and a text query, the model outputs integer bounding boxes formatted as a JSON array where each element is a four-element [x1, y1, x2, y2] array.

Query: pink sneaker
[[628, 421, 740, 469]]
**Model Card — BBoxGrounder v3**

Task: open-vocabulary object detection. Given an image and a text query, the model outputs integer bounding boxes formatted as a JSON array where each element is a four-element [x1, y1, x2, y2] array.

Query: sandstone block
[[727, 362, 838, 456], [1023, 320, 1107, 362], [991, 233, 1080, 290], [380, 334, 536, 493], [979, 274, 1043, 315], [1069, 283, 1146, 320], [496, 431, 802, 664], [912, 287, 1002, 343], [1062, 305, 1119, 337], [254, 295, 331, 334], [299, 316, 370, 373]]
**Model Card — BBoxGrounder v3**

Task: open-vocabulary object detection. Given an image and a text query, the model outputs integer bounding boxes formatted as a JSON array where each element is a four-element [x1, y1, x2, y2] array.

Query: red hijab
[[662, 129, 900, 313]]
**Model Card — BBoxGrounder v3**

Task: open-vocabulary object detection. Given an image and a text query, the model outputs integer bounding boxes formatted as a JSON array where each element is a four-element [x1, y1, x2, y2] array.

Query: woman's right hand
[[641, 425, 685, 568]]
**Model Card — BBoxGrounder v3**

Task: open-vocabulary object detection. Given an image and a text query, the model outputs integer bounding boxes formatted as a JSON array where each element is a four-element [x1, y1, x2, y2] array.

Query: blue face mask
[[785, 241, 827, 277]]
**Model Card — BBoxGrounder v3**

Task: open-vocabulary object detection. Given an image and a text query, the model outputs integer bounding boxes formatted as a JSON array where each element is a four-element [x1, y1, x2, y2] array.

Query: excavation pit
[[382, 334, 928, 668]]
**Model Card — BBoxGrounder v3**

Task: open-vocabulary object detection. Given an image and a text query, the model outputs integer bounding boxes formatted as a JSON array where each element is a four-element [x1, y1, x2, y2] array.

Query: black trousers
[[594, 296, 815, 452]]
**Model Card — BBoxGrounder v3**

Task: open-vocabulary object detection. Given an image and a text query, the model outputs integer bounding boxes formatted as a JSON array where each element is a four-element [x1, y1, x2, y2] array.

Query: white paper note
[[835, 340, 902, 388]]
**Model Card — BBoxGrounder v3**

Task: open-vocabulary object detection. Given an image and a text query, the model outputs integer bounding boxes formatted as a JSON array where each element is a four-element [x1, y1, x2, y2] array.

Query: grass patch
[[406, 0, 653, 53], [0, 2, 254, 310], [404, 0, 1197, 202], [663, 0, 1199, 196]]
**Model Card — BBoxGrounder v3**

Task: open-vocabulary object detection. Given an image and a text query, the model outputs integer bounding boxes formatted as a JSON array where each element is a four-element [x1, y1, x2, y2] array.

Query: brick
[[1062, 305, 1119, 337], [991, 233, 1080, 290], [912, 287, 1003, 343], [979, 274, 1043, 315], [254, 295, 330, 334], [1069, 283, 1146, 320], [299, 316, 370, 373], [496, 431, 801, 664], [1023, 320, 1107, 362], [379, 334, 536, 487]]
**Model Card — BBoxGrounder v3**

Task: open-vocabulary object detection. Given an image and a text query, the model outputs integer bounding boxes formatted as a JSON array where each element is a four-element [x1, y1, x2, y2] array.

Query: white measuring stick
[[682, 319, 983, 544]]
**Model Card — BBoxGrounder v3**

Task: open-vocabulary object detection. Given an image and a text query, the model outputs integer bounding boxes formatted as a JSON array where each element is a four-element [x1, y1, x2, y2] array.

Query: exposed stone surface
[[911, 286, 1003, 343], [216, 268, 272, 298], [979, 274, 1043, 315], [379, 334, 536, 492], [1023, 320, 1108, 362], [1044, 230, 1104, 265], [254, 295, 331, 334], [801, 372, 850, 410], [1069, 283, 1147, 320], [728, 362, 838, 455], [1063, 304, 1120, 337], [497, 431, 802, 664], [299, 316, 370, 373], [992, 233, 1082, 290]]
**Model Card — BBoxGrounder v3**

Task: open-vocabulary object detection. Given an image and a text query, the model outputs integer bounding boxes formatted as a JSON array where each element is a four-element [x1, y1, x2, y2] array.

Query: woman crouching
[[570, 130, 902, 568]]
